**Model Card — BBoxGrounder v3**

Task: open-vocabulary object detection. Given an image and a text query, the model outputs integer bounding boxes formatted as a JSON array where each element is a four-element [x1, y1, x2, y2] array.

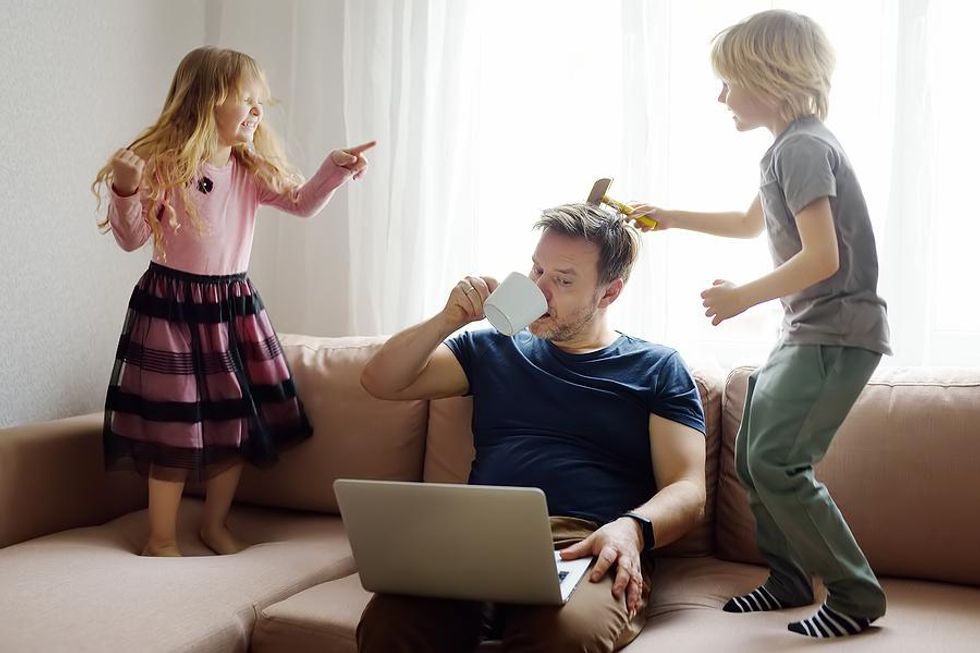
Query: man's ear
[[597, 278, 624, 309]]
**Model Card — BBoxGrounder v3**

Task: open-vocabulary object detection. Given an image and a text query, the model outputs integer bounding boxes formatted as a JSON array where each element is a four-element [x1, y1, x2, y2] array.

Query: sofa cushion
[[632, 557, 980, 651], [252, 573, 368, 653], [716, 366, 980, 586], [256, 557, 980, 653], [0, 499, 354, 653], [226, 335, 430, 514], [423, 370, 723, 557]]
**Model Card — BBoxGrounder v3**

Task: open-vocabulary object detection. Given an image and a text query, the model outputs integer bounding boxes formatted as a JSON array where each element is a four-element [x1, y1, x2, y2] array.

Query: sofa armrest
[[0, 413, 146, 548]]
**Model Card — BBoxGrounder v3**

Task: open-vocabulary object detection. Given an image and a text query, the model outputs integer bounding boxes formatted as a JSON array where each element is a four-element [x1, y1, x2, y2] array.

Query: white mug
[[483, 272, 548, 336]]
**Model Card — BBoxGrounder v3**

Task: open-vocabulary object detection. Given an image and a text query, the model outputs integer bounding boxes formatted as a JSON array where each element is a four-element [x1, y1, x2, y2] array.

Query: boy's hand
[[110, 149, 144, 197], [330, 140, 377, 180], [702, 279, 748, 326], [627, 203, 667, 232]]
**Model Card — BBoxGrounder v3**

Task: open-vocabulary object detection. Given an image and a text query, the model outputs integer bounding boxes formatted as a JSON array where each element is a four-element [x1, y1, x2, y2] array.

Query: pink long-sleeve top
[[108, 155, 351, 275]]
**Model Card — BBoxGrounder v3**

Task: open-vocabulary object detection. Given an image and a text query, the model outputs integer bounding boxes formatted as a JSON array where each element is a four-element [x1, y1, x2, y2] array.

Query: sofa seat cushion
[[252, 573, 369, 653], [253, 558, 980, 653], [633, 557, 980, 652], [0, 499, 354, 653], [252, 573, 503, 653]]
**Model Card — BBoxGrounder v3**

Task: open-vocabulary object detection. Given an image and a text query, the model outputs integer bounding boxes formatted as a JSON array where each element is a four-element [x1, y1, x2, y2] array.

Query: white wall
[[0, 0, 206, 427]]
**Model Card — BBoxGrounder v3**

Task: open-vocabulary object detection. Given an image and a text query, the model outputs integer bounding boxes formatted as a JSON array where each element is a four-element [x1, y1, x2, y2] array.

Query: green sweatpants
[[735, 343, 886, 619]]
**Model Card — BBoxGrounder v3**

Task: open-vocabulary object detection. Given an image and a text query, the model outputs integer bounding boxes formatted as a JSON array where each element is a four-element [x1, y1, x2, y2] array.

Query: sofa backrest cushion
[[229, 334, 429, 514], [424, 370, 723, 557], [716, 366, 980, 586], [0, 414, 146, 548]]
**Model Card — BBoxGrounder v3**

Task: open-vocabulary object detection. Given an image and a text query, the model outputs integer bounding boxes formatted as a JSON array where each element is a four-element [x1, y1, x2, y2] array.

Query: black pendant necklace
[[197, 176, 214, 194]]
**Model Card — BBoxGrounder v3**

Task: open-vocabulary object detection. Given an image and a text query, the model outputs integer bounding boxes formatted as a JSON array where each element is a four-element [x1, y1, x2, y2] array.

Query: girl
[[93, 46, 374, 557], [631, 10, 889, 638]]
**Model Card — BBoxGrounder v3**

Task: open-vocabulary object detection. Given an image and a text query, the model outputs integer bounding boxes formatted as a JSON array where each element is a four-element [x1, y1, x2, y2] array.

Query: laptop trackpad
[[554, 552, 593, 603]]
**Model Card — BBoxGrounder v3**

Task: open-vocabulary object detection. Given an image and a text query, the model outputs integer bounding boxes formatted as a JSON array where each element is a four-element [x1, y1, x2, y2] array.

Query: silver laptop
[[333, 479, 594, 605]]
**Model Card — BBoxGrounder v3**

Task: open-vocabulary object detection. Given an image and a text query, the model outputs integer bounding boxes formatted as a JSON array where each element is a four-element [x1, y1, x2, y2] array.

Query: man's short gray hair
[[534, 203, 641, 284]]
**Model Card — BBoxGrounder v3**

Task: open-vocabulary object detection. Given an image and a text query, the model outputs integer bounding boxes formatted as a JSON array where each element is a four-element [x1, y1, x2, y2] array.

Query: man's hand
[[109, 148, 144, 197], [701, 279, 749, 326], [441, 276, 498, 330], [558, 518, 645, 618], [330, 140, 376, 179]]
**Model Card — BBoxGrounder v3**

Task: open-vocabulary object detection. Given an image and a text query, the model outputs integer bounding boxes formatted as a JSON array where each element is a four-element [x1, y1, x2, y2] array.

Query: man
[[358, 203, 706, 652]]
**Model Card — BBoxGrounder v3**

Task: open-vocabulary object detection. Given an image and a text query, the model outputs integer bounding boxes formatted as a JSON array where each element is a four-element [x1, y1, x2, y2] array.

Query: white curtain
[[214, 0, 980, 369]]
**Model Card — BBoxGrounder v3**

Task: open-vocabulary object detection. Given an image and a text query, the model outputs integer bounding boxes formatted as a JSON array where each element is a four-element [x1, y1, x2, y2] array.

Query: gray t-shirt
[[759, 116, 891, 355]]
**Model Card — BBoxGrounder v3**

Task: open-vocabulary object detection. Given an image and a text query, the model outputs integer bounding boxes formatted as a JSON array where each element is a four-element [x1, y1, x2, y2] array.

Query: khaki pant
[[737, 344, 886, 619], [356, 516, 653, 653]]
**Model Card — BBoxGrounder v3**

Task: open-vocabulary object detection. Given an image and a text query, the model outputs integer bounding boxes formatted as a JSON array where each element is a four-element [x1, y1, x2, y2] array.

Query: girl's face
[[214, 79, 265, 148], [717, 81, 778, 132]]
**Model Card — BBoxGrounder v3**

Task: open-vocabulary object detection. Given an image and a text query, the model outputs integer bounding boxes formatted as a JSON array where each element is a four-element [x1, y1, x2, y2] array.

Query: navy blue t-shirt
[[444, 329, 705, 525]]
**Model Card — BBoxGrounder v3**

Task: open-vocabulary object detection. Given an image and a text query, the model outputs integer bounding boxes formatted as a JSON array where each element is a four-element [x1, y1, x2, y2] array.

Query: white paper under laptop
[[334, 479, 594, 605]]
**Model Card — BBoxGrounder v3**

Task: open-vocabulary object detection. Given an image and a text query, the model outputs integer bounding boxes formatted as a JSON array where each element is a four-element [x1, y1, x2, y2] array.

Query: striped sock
[[788, 604, 873, 638], [723, 586, 787, 613]]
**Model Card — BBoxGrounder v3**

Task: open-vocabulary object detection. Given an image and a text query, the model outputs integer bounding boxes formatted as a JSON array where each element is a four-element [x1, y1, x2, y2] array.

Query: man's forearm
[[360, 313, 459, 397], [628, 479, 706, 549]]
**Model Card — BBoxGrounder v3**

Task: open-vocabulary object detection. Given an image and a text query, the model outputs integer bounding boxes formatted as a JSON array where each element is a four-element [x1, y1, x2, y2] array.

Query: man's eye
[[557, 278, 571, 286]]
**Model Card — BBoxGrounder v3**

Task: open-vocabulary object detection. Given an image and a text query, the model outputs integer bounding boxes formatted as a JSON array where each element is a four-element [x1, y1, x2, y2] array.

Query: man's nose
[[535, 279, 552, 303]]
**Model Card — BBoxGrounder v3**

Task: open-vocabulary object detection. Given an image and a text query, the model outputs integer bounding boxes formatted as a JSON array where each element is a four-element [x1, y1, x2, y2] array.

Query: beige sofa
[[1, 334, 978, 652]]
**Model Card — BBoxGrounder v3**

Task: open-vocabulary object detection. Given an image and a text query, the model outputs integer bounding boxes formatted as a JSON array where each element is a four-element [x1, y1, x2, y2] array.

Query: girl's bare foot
[[141, 540, 182, 557], [199, 525, 249, 555]]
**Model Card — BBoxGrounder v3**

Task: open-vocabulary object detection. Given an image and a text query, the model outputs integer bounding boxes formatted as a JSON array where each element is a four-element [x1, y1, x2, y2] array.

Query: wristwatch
[[621, 512, 655, 551]]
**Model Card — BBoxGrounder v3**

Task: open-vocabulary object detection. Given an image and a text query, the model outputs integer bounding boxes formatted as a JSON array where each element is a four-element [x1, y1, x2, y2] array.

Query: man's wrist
[[620, 516, 644, 547], [433, 311, 467, 337], [620, 512, 655, 551]]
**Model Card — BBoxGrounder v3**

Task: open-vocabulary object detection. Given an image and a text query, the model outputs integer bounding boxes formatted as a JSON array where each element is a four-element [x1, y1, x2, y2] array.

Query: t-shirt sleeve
[[443, 330, 477, 391], [775, 134, 838, 216], [650, 352, 706, 435]]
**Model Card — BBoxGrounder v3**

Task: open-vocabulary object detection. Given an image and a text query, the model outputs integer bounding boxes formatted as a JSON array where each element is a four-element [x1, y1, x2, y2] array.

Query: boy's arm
[[737, 196, 839, 306], [701, 196, 839, 325], [632, 195, 765, 238]]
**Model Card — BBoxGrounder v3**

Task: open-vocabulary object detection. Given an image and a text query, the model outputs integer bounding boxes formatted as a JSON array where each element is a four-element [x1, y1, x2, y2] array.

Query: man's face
[[527, 230, 608, 342]]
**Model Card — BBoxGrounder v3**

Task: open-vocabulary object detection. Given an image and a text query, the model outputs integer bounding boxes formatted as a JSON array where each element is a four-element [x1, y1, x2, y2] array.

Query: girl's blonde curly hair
[[92, 47, 302, 258]]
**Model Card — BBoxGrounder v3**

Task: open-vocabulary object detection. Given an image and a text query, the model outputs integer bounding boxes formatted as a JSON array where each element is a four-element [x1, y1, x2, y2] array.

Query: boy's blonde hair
[[92, 47, 302, 258], [711, 10, 835, 123]]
